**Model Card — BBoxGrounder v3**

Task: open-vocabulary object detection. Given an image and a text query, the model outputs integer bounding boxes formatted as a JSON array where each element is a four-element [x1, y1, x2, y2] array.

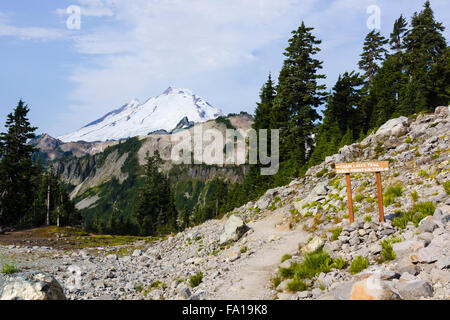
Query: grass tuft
[[349, 256, 369, 274]]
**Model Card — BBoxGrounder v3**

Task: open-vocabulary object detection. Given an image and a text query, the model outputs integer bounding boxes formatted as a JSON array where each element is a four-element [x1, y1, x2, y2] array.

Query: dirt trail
[[210, 210, 309, 300]]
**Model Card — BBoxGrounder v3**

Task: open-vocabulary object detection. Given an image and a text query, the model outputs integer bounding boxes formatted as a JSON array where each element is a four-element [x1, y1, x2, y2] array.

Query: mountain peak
[[162, 86, 193, 96], [57, 87, 224, 143]]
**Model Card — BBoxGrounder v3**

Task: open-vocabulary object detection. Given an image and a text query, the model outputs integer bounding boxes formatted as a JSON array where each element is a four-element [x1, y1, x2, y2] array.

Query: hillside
[[32, 113, 253, 234], [1, 106, 448, 300]]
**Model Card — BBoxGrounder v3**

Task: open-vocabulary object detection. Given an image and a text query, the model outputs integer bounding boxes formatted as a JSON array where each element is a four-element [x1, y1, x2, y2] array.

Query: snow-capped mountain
[[58, 87, 225, 143]]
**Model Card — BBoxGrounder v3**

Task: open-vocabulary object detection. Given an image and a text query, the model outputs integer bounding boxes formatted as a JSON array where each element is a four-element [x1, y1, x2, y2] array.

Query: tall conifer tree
[[272, 21, 326, 176], [390, 15, 408, 53], [400, 0, 447, 114], [0, 100, 38, 226]]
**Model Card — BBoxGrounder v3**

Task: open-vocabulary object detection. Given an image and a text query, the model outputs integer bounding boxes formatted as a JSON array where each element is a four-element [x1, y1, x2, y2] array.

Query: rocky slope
[[1, 106, 449, 300]]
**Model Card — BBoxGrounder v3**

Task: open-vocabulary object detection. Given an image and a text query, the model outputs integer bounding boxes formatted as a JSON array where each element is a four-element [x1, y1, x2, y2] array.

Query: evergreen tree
[[134, 151, 178, 236], [253, 73, 276, 131], [0, 100, 38, 226], [359, 30, 388, 85], [309, 71, 364, 166], [400, 0, 447, 114], [272, 21, 326, 177], [369, 53, 408, 127], [390, 14, 408, 53]]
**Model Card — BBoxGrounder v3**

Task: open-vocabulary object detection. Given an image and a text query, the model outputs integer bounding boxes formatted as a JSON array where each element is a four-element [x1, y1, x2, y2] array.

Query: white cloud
[[0, 12, 65, 41], [58, 0, 317, 131]]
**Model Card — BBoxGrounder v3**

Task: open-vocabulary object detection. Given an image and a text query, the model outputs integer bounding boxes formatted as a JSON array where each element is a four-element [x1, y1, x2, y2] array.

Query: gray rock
[[132, 249, 143, 257], [320, 281, 354, 300], [177, 287, 191, 300], [397, 264, 419, 276], [301, 236, 324, 254], [417, 245, 442, 263], [349, 237, 360, 246], [375, 116, 409, 138], [436, 255, 450, 269], [0, 271, 66, 300], [396, 280, 433, 299], [417, 232, 433, 243], [433, 208, 443, 219], [381, 228, 395, 236], [418, 216, 437, 233], [297, 291, 311, 299], [441, 214, 450, 224], [106, 254, 118, 261], [219, 215, 249, 245]]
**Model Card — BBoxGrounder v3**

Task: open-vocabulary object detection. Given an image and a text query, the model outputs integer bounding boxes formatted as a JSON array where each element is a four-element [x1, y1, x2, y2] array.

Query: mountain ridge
[[57, 87, 225, 143]]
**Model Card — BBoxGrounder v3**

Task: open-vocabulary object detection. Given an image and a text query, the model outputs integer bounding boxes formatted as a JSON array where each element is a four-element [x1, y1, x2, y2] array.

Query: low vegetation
[[349, 256, 369, 274], [383, 184, 403, 206], [1, 263, 21, 274], [189, 272, 203, 288], [392, 201, 436, 229], [278, 249, 348, 292], [377, 239, 396, 263]]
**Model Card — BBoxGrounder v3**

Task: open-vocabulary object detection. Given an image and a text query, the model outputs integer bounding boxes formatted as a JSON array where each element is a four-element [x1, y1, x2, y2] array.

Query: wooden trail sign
[[335, 161, 389, 224]]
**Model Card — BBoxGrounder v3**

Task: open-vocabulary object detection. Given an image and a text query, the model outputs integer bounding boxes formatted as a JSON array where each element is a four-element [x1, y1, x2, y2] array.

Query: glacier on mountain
[[58, 87, 224, 143]]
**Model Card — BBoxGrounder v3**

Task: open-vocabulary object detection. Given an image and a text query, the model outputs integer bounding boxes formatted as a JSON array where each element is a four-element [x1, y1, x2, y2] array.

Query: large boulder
[[418, 216, 437, 233], [350, 275, 400, 300], [375, 116, 409, 138], [301, 236, 324, 254], [0, 271, 66, 300], [416, 245, 442, 263], [294, 182, 329, 215], [219, 215, 249, 245], [395, 280, 433, 299]]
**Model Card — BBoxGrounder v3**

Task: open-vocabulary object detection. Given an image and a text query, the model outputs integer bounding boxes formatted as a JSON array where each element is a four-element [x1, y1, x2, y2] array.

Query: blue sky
[[0, 0, 448, 137]]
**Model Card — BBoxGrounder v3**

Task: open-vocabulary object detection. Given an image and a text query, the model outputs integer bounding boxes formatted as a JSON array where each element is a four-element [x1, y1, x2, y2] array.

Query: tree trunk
[[46, 175, 50, 226]]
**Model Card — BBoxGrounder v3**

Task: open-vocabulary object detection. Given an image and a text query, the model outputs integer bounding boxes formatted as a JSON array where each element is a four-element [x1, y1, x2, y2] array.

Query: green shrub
[[189, 272, 203, 288], [405, 137, 412, 144], [349, 256, 369, 274], [366, 196, 376, 203], [383, 184, 403, 206], [411, 190, 419, 202], [316, 168, 328, 178], [375, 142, 384, 155], [364, 215, 372, 223], [287, 278, 308, 292], [150, 280, 164, 289], [418, 170, 429, 177], [331, 257, 347, 270], [378, 239, 396, 263], [354, 194, 364, 203], [392, 201, 436, 229], [329, 227, 342, 241], [1, 263, 20, 274], [279, 249, 334, 280], [443, 181, 450, 195], [272, 277, 281, 289], [281, 254, 292, 263], [240, 246, 248, 254]]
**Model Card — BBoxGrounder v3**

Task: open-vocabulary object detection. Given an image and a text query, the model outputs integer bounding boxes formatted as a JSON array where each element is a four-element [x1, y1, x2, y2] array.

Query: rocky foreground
[[0, 106, 449, 300]]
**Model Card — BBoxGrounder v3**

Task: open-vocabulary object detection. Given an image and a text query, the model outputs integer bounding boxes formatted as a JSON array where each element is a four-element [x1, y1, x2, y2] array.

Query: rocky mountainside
[[1, 106, 449, 300], [57, 87, 225, 143], [33, 114, 253, 230]]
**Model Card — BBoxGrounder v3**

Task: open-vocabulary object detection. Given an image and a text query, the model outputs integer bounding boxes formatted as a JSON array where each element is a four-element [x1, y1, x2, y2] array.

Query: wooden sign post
[[335, 161, 389, 224]]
